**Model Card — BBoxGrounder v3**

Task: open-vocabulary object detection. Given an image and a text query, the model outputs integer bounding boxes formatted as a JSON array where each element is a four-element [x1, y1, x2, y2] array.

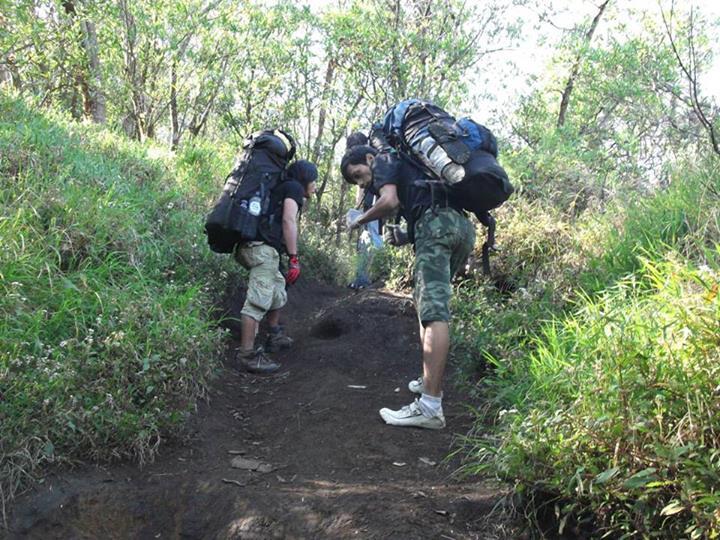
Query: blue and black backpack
[[379, 98, 513, 214], [374, 99, 515, 273]]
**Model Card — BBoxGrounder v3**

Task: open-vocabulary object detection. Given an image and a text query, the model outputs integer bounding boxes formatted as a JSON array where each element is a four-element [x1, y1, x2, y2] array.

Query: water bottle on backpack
[[204, 129, 297, 253], [248, 194, 262, 216], [408, 133, 465, 184]]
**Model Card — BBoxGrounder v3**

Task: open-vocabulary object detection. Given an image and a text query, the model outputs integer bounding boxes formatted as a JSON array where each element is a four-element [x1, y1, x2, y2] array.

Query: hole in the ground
[[309, 318, 346, 340], [494, 276, 517, 294]]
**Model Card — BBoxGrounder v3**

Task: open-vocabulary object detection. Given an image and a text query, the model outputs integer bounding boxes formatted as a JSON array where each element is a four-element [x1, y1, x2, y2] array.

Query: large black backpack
[[205, 129, 296, 253], [380, 99, 514, 215], [376, 99, 514, 274]]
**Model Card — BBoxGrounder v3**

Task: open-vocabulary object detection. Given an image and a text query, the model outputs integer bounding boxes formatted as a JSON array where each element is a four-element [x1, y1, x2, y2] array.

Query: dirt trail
[[8, 281, 512, 539]]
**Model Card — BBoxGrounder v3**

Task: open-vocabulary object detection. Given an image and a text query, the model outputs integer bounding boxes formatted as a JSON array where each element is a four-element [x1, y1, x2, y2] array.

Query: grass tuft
[[458, 159, 720, 537], [0, 96, 233, 519]]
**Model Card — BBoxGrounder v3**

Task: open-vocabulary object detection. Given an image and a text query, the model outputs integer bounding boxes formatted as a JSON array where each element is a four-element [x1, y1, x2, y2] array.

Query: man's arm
[[282, 198, 300, 254], [350, 184, 399, 229]]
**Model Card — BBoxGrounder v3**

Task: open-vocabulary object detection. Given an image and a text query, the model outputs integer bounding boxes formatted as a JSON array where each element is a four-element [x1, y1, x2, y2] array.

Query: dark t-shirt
[[361, 188, 375, 211], [371, 151, 462, 232], [258, 179, 305, 252]]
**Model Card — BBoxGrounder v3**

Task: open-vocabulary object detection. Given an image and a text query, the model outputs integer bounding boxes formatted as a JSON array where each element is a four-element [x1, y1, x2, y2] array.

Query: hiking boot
[[236, 348, 281, 374], [379, 399, 446, 430], [265, 326, 293, 353], [408, 376, 424, 394]]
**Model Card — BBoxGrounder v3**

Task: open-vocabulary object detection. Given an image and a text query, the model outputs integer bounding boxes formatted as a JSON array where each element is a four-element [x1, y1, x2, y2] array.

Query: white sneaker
[[379, 399, 446, 430], [408, 376, 424, 394]]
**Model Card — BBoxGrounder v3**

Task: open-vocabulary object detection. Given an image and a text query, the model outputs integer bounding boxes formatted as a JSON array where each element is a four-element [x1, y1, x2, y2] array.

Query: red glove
[[286, 255, 300, 285]]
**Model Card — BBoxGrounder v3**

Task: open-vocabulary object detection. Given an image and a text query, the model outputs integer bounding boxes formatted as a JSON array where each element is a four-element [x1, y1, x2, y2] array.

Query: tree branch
[[557, 0, 611, 128]]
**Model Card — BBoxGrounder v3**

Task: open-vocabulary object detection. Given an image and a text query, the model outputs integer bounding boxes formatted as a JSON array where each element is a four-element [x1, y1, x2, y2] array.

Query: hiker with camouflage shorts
[[341, 134, 475, 429]]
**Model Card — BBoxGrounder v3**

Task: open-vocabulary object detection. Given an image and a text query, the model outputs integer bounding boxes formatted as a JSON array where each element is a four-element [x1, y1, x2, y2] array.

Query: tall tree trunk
[[69, 83, 81, 119], [80, 20, 106, 123], [119, 0, 145, 141], [188, 56, 230, 139], [170, 59, 180, 150], [0, 62, 13, 88], [311, 58, 336, 164], [62, 0, 86, 120], [661, 5, 720, 156], [557, 0, 611, 128], [62, 0, 105, 123], [334, 179, 349, 245], [314, 95, 363, 208], [9, 55, 22, 91], [78, 73, 93, 118], [0, 10, 12, 87], [390, 0, 405, 101]]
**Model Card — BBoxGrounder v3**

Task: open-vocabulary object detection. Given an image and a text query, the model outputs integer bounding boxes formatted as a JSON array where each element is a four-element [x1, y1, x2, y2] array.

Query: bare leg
[[421, 321, 449, 397], [267, 309, 281, 328], [240, 314, 260, 352]]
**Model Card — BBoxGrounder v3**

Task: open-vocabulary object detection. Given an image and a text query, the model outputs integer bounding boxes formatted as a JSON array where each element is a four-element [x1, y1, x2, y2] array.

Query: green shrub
[[491, 199, 608, 302], [460, 162, 720, 538], [448, 199, 609, 383], [298, 219, 354, 285], [466, 254, 720, 537], [0, 96, 231, 514], [584, 157, 720, 292]]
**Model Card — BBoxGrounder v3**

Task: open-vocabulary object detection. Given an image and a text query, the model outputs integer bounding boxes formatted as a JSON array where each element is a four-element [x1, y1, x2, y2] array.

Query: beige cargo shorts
[[234, 242, 287, 321]]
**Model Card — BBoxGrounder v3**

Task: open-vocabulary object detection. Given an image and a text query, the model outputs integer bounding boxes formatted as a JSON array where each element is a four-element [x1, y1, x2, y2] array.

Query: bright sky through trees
[[304, 0, 720, 105]]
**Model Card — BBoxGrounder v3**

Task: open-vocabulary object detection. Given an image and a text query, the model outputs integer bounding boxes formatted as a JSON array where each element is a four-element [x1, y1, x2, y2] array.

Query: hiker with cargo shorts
[[235, 160, 318, 374], [341, 138, 475, 429], [341, 101, 511, 428]]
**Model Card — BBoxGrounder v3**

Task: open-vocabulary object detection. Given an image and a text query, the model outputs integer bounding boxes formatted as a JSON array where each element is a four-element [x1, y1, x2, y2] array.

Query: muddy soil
[[8, 280, 514, 539]]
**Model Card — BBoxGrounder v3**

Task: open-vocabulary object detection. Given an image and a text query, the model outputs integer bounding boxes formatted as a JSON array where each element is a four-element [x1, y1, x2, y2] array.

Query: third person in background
[[345, 132, 384, 290]]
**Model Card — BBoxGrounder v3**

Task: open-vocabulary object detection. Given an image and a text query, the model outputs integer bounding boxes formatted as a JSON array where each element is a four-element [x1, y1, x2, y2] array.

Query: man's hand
[[345, 215, 361, 232], [383, 224, 409, 246], [286, 255, 300, 285]]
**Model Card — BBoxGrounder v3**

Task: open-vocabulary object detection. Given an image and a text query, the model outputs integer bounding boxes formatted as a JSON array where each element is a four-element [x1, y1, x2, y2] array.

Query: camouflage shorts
[[234, 242, 287, 321], [413, 207, 475, 325]]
